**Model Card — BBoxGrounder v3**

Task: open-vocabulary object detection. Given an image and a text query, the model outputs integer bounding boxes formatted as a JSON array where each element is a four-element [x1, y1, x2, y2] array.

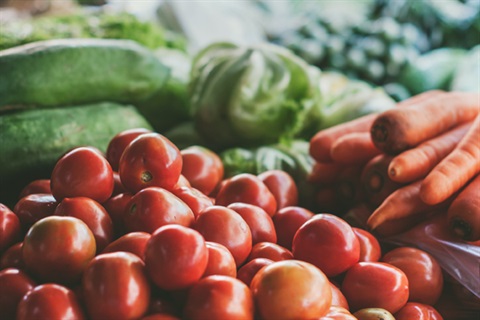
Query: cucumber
[[0, 39, 170, 110], [0, 102, 153, 206]]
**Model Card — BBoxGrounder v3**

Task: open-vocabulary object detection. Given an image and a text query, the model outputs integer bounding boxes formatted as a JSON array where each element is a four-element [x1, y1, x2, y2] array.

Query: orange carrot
[[308, 161, 346, 185], [447, 174, 480, 241], [420, 114, 480, 205], [334, 165, 364, 209], [330, 132, 381, 164], [371, 91, 479, 154], [388, 122, 472, 183]]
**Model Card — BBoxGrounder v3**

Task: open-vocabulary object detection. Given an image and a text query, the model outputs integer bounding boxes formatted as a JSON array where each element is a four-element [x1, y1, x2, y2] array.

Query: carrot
[[388, 122, 472, 183], [447, 174, 480, 241], [341, 203, 372, 229], [370, 91, 480, 154], [330, 132, 381, 164], [334, 165, 364, 208], [307, 161, 346, 185], [373, 209, 440, 238], [420, 114, 480, 205]]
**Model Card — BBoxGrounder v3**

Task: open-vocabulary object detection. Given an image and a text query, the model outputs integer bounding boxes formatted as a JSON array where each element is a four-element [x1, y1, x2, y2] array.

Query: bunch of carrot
[[309, 90, 480, 241]]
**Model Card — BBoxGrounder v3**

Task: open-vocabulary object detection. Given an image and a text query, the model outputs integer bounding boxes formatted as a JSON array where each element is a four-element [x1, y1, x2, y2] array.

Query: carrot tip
[[371, 124, 388, 143], [389, 168, 396, 177], [367, 172, 384, 193]]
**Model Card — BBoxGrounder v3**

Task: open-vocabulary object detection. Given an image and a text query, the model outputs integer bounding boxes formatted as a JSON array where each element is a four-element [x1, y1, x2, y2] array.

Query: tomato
[[145, 225, 208, 290], [55, 197, 114, 252], [236, 258, 273, 287], [102, 232, 151, 261], [17, 283, 86, 320], [381, 247, 443, 305], [22, 216, 96, 284], [13, 194, 57, 229], [0, 268, 36, 319], [184, 275, 254, 320], [180, 146, 224, 196], [173, 174, 192, 189], [247, 242, 293, 262], [272, 206, 314, 250], [0, 242, 24, 270], [394, 302, 443, 320], [83, 252, 151, 320], [292, 214, 360, 277], [148, 293, 178, 317], [193, 206, 252, 266], [341, 262, 409, 313], [51, 147, 114, 203], [227, 202, 277, 245], [119, 133, 182, 193], [103, 192, 133, 237], [251, 260, 332, 320], [19, 179, 51, 199], [0, 204, 21, 253], [353, 228, 382, 262], [319, 306, 356, 320], [258, 170, 298, 210], [215, 173, 277, 216], [171, 187, 214, 218], [124, 187, 194, 233], [329, 282, 349, 310], [112, 171, 128, 196], [106, 128, 152, 171], [142, 314, 181, 320], [203, 241, 237, 278]]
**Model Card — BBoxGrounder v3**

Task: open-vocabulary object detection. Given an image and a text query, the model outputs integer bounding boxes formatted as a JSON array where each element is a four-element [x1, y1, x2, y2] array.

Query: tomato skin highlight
[[13, 194, 57, 229], [0, 204, 21, 254], [353, 227, 382, 262], [106, 128, 152, 171], [202, 241, 237, 278], [394, 302, 444, 320]]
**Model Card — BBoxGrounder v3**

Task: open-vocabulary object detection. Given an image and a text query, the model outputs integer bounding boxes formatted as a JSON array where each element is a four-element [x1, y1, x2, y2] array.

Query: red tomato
[[22, 216, 96, 284], [193, 206, 252, 266], [251, 260, 332, 320], [184, 275, 254, 320], [112, 171, 128, 196], [173, 174, 191, 189], [13, 194, 57, 229], [215, 173, 277, 216], [19, 179, 51, 199], [124, 187, 194, 233], [148, 293, 178, 317], [145, 225, 208, 290], [341, 262, 409, 313], [381, 247, 443, 305], [119, 133, 182, 193], [319, 306, 356, 320], [0, 204, 21, 253], [395, 302, 443, 320], [258, 170, 298, 210], [55, 197, 114, 252], [247, 242, 293, 262], [102, 232, 151, 261], [292, 214, 360, 277], [83, 252, 151, 320], [106, 128, 152, 171], [329, 282, 349, 310], [0, 268, 36, 319], [353, 228, 382, 262], [203, 241, 237, 278], [273, 206, 314, 250], [227, 203, 277, 244], [236, 258, 274, 287], [171, 187, 214, 218], [103, 192, 133, 236], [17, 283, 86, 320], [0, 242, 24, 270], [181, 146, 224, 196]]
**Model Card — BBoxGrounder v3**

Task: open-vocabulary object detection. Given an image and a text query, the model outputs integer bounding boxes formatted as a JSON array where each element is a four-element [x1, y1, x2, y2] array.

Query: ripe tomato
[[19, 179, 51, 199], [22, 216, 96, 284], [251, 260, 332, 320], [292, 214, 360, 277], [227, 203, 277, 244], [236, 258, 274, 287], [55, 197, 114, 252], [103, 192, 133, 236], [13, 194, 57, 229], [0, 268, 36, 319], [203, 241, 237, 278], [17, 283, 86, 320], [0, 242, 24, 270], [215, 173, 277, 216], [171, 187, 214, 218], [381, 247, 443, 305], [394, 302, 443, 320], [319, 306, 356, 320], [119, 133, 182, 193], [329, 282, 349, 310], [144, 225, 208, 290], [102, 232, 151, 261], [0, 204, 21, 253], [51, 147, 114, 202], [106, 128, 152, 171], [112, 171, 128, 196], [353, 228, 382, 262], [124, 187, 194, 233], [272, 206, 314, 250], [247, 242, 293, 262], [180, 146, 224, 196], [193, 206, 252, 266], [183, 275, 254, 320], [341, 262, 409, 314], [257, 170, 298, 209], [83, 252, 151, 320]]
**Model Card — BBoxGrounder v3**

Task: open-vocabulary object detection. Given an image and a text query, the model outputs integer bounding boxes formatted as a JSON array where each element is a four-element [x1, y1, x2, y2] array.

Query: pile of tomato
[[0, 129, 447, 319]]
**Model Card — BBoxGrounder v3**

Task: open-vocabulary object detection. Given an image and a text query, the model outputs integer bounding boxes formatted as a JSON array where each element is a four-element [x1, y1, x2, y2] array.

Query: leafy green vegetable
[[163, 122, 206, 151], [450, 45, 480, 93]]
